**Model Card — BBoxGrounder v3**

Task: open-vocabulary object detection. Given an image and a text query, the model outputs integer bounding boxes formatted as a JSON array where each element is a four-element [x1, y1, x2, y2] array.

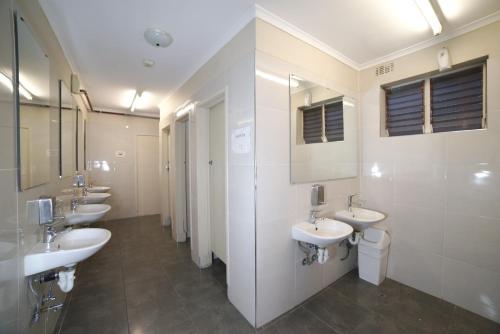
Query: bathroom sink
[[64, 204, 111, 225], [335, 208, 386, 230], [82, 193, 110, 204], [57, 193, 111, 204], [24, 228, 111, 276], [87, 186, 111, 193], [292, 219, 353, 247]]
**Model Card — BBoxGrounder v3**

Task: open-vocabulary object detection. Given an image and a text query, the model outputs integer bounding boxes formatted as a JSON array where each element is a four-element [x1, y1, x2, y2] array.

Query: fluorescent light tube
[[0, 72, 32, 100], [19, 84, 32, 100], [0, 72, 13, 92], [414, 0, 442, 35], [256, 70, 299, 88], [130, 90, 142, 112]]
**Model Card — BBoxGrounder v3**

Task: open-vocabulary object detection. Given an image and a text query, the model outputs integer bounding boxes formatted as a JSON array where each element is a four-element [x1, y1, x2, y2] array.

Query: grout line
[[301, 306, 343, 334]]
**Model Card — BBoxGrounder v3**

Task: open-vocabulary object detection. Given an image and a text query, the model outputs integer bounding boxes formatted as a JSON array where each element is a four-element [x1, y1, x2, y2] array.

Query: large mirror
[[17, 15, 50, 190], [290, 75, 358, 183], [77, 106, 85, 171], [59, 80, 77, 177]]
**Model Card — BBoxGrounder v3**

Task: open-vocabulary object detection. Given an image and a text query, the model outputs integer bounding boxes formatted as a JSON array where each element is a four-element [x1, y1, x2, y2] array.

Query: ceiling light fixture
[[0, 72, 33, 100], [130, 90, 142, 112], [256, 70, 299, 88], [414, 0, 442, 35], [143, 59, 155, 68], [144, 28, 173, 48]]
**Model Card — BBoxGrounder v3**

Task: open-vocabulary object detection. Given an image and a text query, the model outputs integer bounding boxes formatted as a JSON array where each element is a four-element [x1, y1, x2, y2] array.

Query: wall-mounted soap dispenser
[[311, 184, 325, 206]]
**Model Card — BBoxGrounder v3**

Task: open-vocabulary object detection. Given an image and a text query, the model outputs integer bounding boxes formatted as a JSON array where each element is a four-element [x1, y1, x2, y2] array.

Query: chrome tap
[[309, 209, 321, 224], [70, 197, 79, 212], [347, 193, 364, 212], [37, 196, 63, 244]]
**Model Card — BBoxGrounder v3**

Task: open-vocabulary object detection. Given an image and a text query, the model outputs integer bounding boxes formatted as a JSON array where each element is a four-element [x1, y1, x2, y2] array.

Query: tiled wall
[[86, 112, 159, 220], [254, 19, 360, 327], [360, 21, 500, 323], [159, 21, 257, 325], [0, 1, 89, 332]]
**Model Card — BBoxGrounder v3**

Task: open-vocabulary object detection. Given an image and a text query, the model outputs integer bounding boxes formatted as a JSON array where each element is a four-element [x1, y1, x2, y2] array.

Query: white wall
[[254, 19, 359, 327], [159, 21, 256, 325], [87, 112, 159, 220], [360, 21, 500, 323]]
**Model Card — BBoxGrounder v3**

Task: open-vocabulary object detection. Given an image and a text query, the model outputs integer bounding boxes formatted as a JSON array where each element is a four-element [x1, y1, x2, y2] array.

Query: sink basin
[[82, 193, 111, 204], [334, 207, 386, 231], [292, 218, 353, 247], [57, 193, 111, 204], [64, 204, 111, 225], [87, 186, 111, 193], [24, 228, 111, 276]]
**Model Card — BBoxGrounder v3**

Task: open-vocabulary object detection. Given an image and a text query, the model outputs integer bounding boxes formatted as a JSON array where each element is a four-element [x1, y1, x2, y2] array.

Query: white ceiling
[[39, 0, 500, 115]]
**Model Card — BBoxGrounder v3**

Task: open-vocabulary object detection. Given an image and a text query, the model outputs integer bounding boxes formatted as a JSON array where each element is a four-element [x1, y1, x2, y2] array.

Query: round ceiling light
[[144, 28, 173, 48]]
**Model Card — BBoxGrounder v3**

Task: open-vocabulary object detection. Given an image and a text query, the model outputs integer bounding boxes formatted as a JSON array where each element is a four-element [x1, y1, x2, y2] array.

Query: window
[[384, 81, 424, 136], [302, 105, 323, 144], [382, 57, 487, 136], [324, 101, 344, 142], [431, 65, 484, 132], [300, 98, 344, 144]]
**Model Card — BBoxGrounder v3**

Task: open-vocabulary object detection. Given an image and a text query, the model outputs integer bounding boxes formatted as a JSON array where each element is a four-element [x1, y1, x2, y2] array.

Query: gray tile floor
[[56, 215, 500, 334]]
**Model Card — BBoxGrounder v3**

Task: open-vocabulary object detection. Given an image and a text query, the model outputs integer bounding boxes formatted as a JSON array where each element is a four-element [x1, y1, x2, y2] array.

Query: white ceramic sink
[[64, 204, 111, 225], [57, 193, 111, 204], [24, 228, 111, 276], [292, 218, 353, 247], [87, 186, 111, 193], [83, 193, 111, 204], [334, 207, 386, 231]]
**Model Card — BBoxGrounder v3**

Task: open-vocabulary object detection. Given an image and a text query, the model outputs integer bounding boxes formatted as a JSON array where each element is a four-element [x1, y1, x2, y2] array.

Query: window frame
[[381, 56, 488, 137]]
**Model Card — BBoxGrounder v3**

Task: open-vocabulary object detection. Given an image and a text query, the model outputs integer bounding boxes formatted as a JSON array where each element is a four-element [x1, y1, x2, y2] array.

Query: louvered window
[[431, 65, 484, 132], [324, 101, 344, 142], [302, 106, 323, 144], [384, 81, 424, 136], [382, 57, 487, 137]]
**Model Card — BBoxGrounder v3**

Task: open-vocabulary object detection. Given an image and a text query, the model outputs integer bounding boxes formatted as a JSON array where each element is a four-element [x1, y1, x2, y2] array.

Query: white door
[[136, 135, 160, 216], [209, 102, 226, 263], [161, 128, 171, 225]]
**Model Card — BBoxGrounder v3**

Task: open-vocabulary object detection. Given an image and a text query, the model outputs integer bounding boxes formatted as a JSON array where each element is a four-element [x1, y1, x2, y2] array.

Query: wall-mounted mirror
[[16, 14, 50, 190], [59, 80, 77, 178], [290, 75, 358, 183], [77, 106, 84, 171]]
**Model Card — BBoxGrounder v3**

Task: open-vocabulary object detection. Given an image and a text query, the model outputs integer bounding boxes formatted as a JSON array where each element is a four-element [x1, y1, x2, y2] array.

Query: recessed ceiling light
[[143, 59, 155, 68], [144, 28, 173, 48]]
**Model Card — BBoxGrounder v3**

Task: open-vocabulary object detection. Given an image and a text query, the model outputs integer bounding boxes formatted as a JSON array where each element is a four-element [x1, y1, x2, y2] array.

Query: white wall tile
[[442, 258, 500, 323], [387, 240, 443, 298]]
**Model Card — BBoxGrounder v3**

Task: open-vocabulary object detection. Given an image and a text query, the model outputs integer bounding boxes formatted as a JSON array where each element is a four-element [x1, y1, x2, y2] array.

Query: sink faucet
[[309, 209, 321, 224], [347, 193, 362, 212], [70, 197, 80, 212], [37, 196, 63, 244]]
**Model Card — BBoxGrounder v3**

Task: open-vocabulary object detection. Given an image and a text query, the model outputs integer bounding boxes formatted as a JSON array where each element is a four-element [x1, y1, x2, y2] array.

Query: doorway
[[209, 102, 227, 263], [136, 135, 160, 216], [175, 119, 189, 242]]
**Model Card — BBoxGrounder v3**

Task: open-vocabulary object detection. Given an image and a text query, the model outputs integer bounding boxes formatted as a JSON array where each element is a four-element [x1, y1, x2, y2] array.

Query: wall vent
[[376, 63, 394, 76]]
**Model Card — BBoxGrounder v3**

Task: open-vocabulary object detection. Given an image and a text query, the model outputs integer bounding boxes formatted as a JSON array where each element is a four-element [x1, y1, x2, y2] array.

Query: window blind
[[302, 106, 323, 144], [385, 81, 424, 136], [431, 65, 484, 133], [324, 101, 344, 142]]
